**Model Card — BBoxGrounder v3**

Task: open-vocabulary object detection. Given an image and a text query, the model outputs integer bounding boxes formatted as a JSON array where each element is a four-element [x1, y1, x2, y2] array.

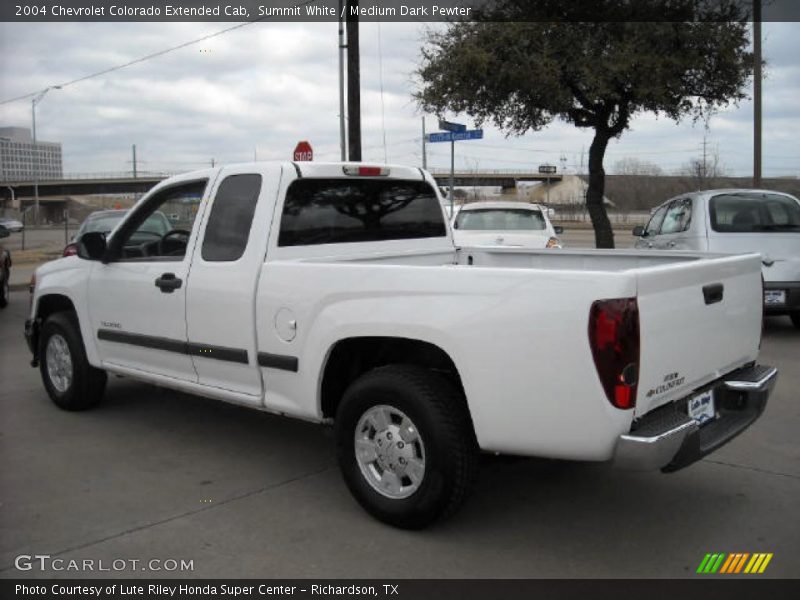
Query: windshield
[[82, 212, 170, 236], [455, 208, 547, 231], [710, 193, 800, 233], [82, 214, 124, 234]]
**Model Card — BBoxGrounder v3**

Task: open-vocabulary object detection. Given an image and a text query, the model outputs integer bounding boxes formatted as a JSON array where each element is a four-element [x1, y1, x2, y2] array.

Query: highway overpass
[[1, 169, 561, 200]]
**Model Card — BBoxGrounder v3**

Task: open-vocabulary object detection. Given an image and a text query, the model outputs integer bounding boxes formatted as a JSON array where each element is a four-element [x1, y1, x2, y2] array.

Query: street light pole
[[31, 86, 60, 224], [753, 0, 762, 188]]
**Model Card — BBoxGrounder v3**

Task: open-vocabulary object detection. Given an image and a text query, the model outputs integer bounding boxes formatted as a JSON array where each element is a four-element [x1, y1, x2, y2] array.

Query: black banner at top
[[2, 0, 800, 23]]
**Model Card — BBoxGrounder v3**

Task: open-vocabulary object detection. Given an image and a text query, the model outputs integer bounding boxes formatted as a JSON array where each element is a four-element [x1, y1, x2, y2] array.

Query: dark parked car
[[63, 209, 172, 256], [0, 224, 11, 308]]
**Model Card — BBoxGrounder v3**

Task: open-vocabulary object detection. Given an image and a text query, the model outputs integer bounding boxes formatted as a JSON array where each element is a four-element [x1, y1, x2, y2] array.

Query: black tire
[[0, 267, 8, 308], [791, 313, 800, 329], [335, 365, 478, 529], [39, 311, 107, 410]]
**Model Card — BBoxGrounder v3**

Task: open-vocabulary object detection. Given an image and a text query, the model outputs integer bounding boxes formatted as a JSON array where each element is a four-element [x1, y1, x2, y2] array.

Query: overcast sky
[[0, 20, 798, 178]]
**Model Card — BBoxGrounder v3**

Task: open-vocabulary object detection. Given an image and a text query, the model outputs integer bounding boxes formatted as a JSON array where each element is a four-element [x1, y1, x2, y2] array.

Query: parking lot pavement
[[1, 290, 798, 579]]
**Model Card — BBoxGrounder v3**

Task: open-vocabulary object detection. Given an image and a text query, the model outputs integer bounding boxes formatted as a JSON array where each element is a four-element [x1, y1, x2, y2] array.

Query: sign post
[[293, 141, 313, 162], [539, 164, 557, 205], [427, 125, 484, 214]]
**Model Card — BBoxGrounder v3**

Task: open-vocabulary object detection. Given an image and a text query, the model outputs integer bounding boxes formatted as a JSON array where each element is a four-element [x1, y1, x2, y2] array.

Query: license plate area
[[764, 290, 786, 305], [687, 389, 716, 426]]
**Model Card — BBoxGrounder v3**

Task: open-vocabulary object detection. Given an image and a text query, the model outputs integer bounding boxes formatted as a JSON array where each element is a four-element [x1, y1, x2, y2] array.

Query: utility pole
[[449, 139, 455, 215], [30, 86, 61, 224], [346, 0, 361, 162], [132, 144, 137, 178], [753, 0, 762, 188], [421, 117, 427, 169], [338, 0, 347, 161]]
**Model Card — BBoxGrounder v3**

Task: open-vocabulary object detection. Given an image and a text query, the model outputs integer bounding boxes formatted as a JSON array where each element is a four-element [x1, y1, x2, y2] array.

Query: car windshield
[[710, 193, 800, 233], [82, 212, 169, 236], [455, 208, 547, 231]]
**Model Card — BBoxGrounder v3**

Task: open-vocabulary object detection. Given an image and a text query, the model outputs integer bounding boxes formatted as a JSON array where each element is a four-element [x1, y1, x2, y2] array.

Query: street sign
[[438, 119, 467, 133], [428, 130, 484, 143], [538, 164, 557, 174], [293, 140, 313, 161]]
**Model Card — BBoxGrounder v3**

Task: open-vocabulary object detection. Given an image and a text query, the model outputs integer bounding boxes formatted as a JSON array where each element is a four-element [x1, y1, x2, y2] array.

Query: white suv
[[633, 189, 800, 328]]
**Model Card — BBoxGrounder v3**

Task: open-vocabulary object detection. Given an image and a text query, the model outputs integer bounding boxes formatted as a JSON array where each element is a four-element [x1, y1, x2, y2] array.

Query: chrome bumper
[[613, 364, 778, 472]]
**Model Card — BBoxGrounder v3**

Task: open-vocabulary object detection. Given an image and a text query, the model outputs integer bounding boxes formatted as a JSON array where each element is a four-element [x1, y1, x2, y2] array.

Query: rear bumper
[[613, 364, 777, 472], [763, 281, 800, 315]]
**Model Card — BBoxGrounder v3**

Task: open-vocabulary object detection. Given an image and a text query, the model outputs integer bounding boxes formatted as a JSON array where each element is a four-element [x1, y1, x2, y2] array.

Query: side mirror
[[553, 225, 564, 235], [77, 231, 107, 261], [632, 226, 647, 237]]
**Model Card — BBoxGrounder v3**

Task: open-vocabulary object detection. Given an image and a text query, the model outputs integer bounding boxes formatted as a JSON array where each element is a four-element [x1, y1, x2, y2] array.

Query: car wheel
[[0, 267, 8, 308], [39, 311, 107, 411], [791, 313, 800, 329], [335, 365, 478, 529]]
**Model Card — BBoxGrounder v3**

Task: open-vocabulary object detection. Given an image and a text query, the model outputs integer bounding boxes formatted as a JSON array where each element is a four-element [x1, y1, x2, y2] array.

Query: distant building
[[0, 126, 63, 182]]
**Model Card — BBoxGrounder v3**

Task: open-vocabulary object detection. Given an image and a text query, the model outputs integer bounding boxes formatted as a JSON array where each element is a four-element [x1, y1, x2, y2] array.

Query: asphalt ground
[[0, 285, 798, 579]]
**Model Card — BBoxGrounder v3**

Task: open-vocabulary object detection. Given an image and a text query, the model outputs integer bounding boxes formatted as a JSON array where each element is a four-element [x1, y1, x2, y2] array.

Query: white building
[[0, 126, 63, 181]]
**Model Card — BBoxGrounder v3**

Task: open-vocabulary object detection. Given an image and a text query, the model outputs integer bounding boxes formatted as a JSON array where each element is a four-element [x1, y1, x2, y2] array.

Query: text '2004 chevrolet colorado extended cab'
[[25, 162, 777, 528]]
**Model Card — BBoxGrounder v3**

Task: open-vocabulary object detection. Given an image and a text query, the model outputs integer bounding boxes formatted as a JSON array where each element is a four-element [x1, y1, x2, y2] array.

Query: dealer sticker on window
[[688, 390, 715, 426], [764, 290, 786, 305]]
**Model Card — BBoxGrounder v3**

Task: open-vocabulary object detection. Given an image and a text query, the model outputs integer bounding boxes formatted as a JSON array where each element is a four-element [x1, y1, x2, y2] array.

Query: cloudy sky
[[0, 20, 798, 178]]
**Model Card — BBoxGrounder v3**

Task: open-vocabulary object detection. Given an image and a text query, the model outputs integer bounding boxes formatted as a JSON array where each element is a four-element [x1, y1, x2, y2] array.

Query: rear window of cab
[[709, 193, 800, 233], [278, 179, 447, 246]]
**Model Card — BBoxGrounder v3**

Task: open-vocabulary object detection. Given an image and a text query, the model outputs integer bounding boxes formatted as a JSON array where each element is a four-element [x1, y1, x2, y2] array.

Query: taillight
[[63, 243, 78, 257], [588, 298, 640, 409]]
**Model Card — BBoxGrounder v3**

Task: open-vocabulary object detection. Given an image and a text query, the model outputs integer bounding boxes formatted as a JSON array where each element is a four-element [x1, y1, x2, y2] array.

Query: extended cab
[[25, 163, 777, 528]]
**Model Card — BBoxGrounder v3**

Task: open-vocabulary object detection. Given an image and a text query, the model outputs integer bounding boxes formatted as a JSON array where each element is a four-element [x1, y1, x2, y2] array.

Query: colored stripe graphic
[[757, 553, 773, 573], [734, 553, 749, 573], [697, 554, 713, 574], [719, 554, 736, 574], [700, 553, 774, 574]]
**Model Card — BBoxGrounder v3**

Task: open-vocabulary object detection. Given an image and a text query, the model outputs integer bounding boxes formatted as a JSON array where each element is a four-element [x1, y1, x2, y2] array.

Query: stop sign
[[293, 140, 313, 162]]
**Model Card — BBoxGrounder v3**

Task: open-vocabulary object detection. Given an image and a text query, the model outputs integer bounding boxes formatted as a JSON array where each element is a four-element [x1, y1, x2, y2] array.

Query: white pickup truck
[[25, 162, 777, 528]]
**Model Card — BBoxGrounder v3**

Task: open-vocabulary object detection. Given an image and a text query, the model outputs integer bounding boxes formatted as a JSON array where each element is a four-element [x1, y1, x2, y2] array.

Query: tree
[[416, 0, 754, 247], [613, 157, 663, 177]]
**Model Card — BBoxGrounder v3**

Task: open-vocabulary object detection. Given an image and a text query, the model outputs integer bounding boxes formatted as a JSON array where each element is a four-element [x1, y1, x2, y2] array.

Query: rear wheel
[[39, 311, 107, 410], [335, 365, 477, 529], [791, 313, 800, 329]]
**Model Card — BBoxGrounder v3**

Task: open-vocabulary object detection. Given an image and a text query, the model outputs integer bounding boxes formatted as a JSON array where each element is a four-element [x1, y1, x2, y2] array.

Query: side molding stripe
[[257, 352, 299, 372], [97, 329, 249, 365]]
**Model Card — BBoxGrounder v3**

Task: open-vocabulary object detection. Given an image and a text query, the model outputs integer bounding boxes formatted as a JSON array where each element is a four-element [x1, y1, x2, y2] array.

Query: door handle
[[703, 283, 724, 305], [155, 273, 182, 293], [668, 241, 677, 248]]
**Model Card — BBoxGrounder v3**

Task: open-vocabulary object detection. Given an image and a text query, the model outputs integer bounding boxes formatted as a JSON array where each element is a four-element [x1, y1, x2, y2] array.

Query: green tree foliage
[[416, 1, 754, 247]]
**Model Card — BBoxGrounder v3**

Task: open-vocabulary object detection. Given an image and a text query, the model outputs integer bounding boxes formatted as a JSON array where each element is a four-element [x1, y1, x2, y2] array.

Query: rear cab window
[[202, 174, 262, 261], [709, 193, 800, 233], [278, 179, 447, 247]]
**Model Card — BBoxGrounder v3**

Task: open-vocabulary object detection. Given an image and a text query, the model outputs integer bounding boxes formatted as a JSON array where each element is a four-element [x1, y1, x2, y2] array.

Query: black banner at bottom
[[2, 579, 799, 600]]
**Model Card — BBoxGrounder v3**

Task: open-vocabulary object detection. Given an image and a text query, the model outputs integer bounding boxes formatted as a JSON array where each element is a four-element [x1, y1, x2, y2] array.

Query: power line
[[0, 0, 319, 106]]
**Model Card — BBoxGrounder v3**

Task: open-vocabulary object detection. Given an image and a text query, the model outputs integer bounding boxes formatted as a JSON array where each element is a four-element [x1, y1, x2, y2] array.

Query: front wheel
[[335, 365, 478, 529], [791, 313, 800, 329], [39, 311, 107, 410]]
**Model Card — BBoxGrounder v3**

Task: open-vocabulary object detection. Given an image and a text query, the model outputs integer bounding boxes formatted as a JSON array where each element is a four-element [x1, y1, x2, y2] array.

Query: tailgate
[[634, 253, 763, 418]]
